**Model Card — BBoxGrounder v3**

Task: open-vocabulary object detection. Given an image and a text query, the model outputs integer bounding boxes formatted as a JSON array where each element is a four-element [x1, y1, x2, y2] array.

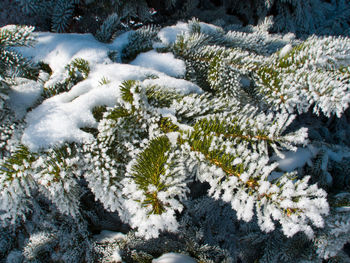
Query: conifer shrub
[[1, 19, 350, 262]]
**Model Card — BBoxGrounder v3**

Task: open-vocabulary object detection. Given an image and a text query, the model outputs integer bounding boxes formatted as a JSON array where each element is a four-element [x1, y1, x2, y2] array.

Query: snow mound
[[156, 22, 189, 46], [142, 75, 203, 95], [19, 31, 202, 151], [131, 51, 186, 77], [18, 33, 109, 72], [9, 78, 44, 119], [152, 253, 196, 263]]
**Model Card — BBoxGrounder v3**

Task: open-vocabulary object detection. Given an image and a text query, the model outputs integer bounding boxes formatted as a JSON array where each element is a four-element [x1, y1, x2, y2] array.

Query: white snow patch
[[16, 29, 202, 151], [93, 230, 125, 243], [17, 31, 131, 74], [199, 22, 222, 34], [18, 33, 108, 73], [8, 78, 43, 119], [279, 44, 293, 58], [166, 132, 179, 146], [142, 75, 203, 95], [272, 148, 313, 172], [156, 22, 189, 46], [131, 51, 186, 77], [155, 21, 220, 48], [152, 253, 196, 263], [89, 63, 160, 86], [22, 62, 202, 151], [110, 248, 123, 263]]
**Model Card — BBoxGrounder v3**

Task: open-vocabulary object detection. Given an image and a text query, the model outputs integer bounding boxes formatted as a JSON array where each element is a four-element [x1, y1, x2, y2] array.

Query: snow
[[156, 22, 189, 46], [166, 132, 180, 146], [279, 44, 293, 58], [152, 253, 196, 263], [110, 248, 123, 263], [8, 78, 44, 119], [93, 230, 125, 243], [155, 21, 221, 48], [18, 33, 109, 73], [198, 21, 222, 34], [272, 148, 313, 172], [16, 30, 202, 151], [131, 51, 186, 77], [155, 20, 222, 49], [142, 75, 203, 95]]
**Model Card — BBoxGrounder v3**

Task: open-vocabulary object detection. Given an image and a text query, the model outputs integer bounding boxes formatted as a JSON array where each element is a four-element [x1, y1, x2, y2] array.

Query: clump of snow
[[21, 62, 203, 151], [156, 22, 189, 46], [155, 21, 220, 48], [142, 75, 203, 95], [110, 248, 123, 263], [279, 44, 293, 58], [131, 51, 186, 77], [93, 230, 125, 243], [198, 21, 223, 34], [152, 253, 196, 263], [18, 31, 202, 151], [166, 132, 180, 147], [17, 31, 131, 74], [272, 148, 313, 172], [8, 78, 44, 119], [18, 33, 109, 73]]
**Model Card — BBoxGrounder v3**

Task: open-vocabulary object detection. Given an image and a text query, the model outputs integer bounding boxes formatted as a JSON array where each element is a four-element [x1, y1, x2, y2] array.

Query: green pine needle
[[131, 136, 171, 215], [0, 145, 36, 181], [120, 80, 138, 104]]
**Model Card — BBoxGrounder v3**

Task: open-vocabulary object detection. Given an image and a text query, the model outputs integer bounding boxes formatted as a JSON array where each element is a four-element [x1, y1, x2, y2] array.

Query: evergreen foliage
[[121, 25, 160, 63], [51, 0, 75, 33], [171, 19, 350, 118], [0, 25, 36, 82], [11, 0, 350, 38], [43, 58, 89, 98], [1, 12, 350, 263], [15, 0, 78, 32], [94, 13, 121, 43]]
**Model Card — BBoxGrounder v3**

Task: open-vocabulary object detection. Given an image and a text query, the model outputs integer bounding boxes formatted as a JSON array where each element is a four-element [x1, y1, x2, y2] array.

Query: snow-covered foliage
[[1, 18, 350, 262], [0, 25, 37, 93], [11, 0, 350, 37]]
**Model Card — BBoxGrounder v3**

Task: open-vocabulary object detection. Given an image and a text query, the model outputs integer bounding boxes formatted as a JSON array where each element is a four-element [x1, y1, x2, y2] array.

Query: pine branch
[[0, 25, 35, 47], [33, 144, 81, 218], [43, 58, 89, 98], [95, 13, 121, 43], [131, 136, 171, 215], [121, 25, 160, 63], [51, 0, 75, 33], [0, 145, 37, 225]]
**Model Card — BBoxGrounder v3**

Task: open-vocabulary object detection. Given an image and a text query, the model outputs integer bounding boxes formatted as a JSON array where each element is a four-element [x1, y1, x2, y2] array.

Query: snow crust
[[156, 20, 221, 48], [142, 76, 203, 95], [8, 78, 43, 119], [156, 22, 189, 46], [152, 253, 196, 263], [130, 50, 186, 77], [17, 31, 131, 73], [16, 31, 202, 151]]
